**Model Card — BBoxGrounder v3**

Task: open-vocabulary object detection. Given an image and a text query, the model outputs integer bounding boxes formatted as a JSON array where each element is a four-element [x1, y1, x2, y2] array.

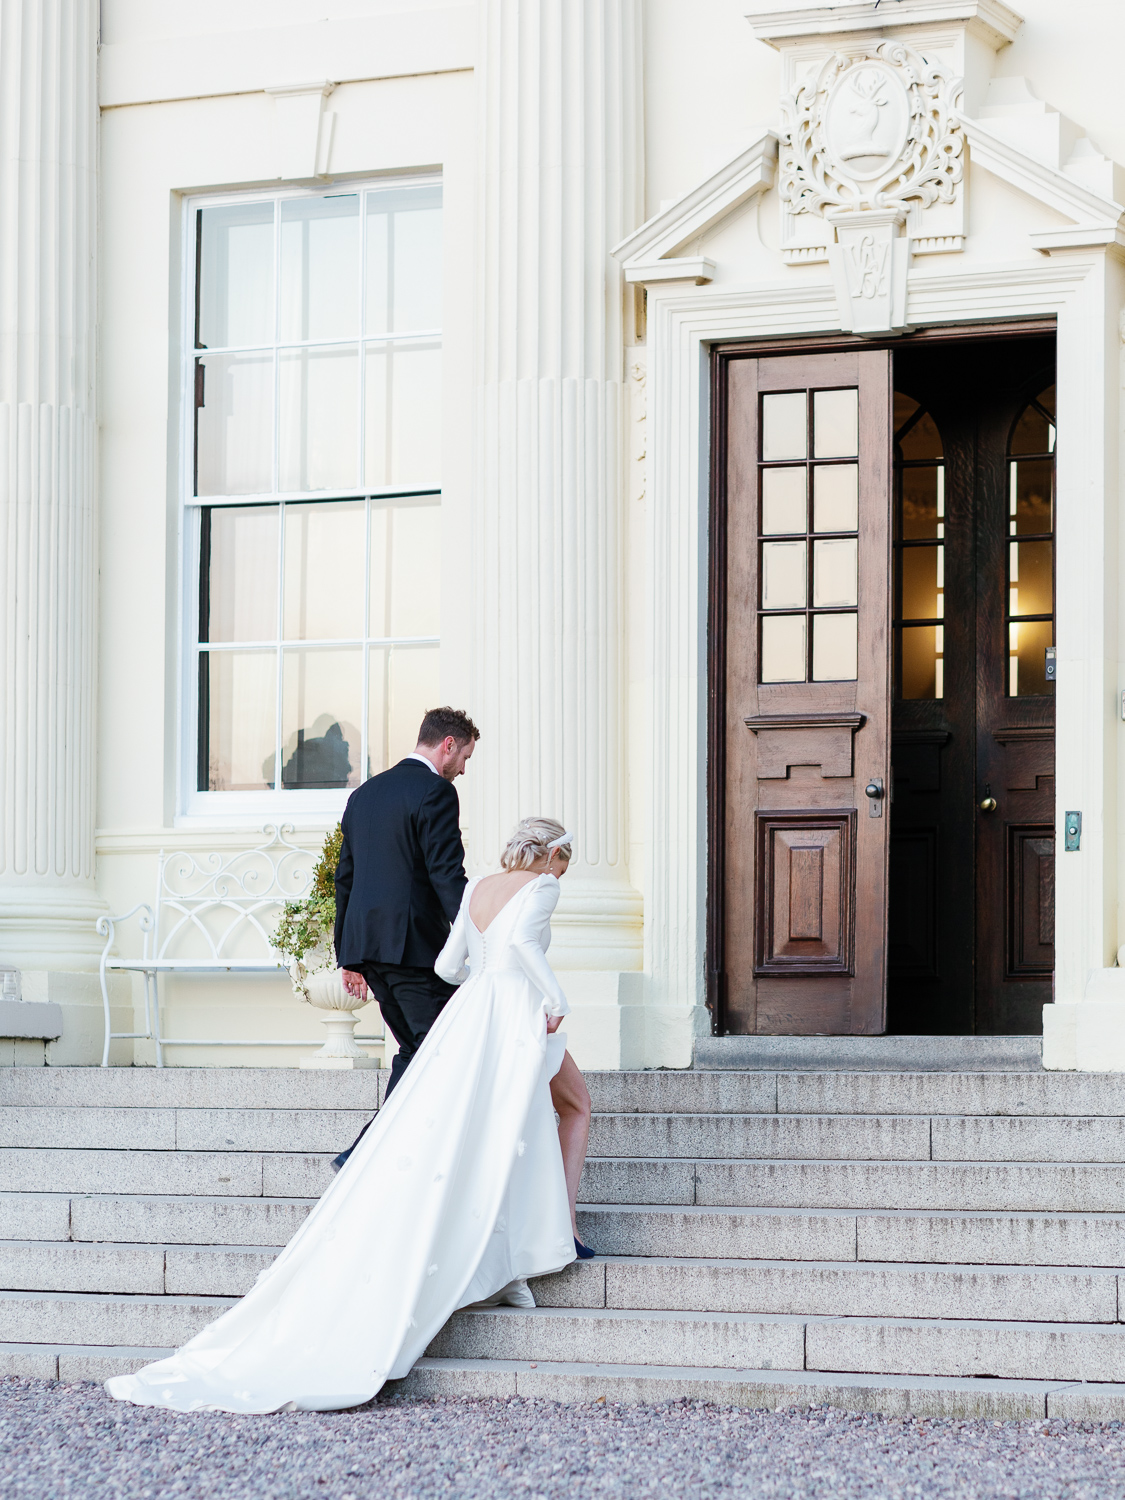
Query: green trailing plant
[[272, 823, 343, 1003]]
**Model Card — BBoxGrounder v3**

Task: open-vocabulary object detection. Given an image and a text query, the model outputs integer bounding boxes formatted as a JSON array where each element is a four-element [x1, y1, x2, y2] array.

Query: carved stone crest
[[780, 41, 964, 218]]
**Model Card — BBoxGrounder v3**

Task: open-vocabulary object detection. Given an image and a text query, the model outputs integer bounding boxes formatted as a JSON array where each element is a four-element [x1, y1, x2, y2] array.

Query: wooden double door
[[712, 334, 1056, 1036]]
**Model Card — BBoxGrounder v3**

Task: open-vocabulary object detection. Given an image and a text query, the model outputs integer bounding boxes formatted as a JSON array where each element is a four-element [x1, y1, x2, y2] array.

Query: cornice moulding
[[744, 0, 1023, 49], [612, 131, 778, 279]]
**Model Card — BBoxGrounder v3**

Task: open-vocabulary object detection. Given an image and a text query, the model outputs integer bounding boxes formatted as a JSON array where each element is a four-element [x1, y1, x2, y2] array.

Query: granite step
[[8, 1344, 1123, 1422], [0, 1107, 372, 1154]]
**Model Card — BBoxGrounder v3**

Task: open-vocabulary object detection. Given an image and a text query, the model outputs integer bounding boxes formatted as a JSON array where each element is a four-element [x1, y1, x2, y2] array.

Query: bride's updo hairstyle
[[500, 818, 573, 871]]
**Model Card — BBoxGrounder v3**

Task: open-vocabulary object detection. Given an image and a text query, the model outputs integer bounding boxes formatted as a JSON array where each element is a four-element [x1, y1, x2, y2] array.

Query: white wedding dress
[[105, 873, 576, 1413]]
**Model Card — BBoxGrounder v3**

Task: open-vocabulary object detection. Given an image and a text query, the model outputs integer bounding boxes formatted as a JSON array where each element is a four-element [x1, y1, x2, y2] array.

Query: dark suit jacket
[[334, 758, 467, 970]]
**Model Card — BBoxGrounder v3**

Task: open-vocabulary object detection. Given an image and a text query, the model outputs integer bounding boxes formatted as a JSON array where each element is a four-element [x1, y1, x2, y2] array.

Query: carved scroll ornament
[[779, 42, 964, 221]]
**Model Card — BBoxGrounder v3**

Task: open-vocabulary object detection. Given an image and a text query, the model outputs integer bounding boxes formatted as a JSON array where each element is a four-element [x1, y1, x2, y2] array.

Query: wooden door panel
[[755, 810, 855, 972], [719, 349, 892, 1035], [1008, 826, 1055, 975]]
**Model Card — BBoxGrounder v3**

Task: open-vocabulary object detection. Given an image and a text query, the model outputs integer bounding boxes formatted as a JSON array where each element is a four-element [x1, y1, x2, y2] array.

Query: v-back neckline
[[467, 874, 545, 937]]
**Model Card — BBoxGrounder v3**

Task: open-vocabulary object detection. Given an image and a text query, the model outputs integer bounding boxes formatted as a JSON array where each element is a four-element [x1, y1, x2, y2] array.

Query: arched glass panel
[[1006, 388, 1055, 696], [894, 396, 945, 699]]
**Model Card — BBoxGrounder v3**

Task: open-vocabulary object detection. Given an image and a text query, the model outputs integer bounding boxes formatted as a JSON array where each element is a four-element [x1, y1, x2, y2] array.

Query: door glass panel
[[898, 407, 944, 461], [205, 505, 279, 643], [813, 537, 858, 607], [762, 541, 807, 609], [280, 648, 362, 789], [901, 467, 943, 539], [1009, 540, 1053, 618], [902, 546, 943, 621], [1011, 460, 1053, 534], [761, 467, 806, 534], [900, 624, 943, 700], [813, 388, 858, 458], [1010, 402, 1055, 456], [195, 353, 274, 496], [761, 392, 806, 461], [812, 612, 858, 681], [1008, 619, 1054, 698], [761, 614, 806, 682], [813, 464, 858, 533]]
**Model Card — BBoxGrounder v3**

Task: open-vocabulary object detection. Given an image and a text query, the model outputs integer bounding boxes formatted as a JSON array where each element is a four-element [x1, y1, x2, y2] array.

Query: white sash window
[[180, 179, 442, 819]]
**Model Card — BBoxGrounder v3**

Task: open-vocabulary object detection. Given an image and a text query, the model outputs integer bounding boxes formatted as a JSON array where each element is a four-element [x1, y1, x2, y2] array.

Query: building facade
[[2, 0, 1124, 1071]]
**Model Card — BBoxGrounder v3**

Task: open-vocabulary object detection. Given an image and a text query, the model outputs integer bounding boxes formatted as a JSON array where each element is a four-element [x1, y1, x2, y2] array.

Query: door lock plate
[[865, 778, 884, 817], [1065, 811, 1081, 851]]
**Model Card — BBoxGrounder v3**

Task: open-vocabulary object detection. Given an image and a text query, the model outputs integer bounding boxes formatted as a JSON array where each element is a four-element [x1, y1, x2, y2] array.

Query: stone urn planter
[[291, 953, 381, 1071]]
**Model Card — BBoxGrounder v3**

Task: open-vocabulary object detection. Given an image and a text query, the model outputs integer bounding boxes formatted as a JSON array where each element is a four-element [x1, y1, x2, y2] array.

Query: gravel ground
[[4, 1377, 1125, 1499]]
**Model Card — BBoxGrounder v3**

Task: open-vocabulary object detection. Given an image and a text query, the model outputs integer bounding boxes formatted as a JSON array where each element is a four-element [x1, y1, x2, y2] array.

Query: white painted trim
[[644, 253, 1120, 1027], [743, 0, 1023, 48], [960, 116, 1124, 229]]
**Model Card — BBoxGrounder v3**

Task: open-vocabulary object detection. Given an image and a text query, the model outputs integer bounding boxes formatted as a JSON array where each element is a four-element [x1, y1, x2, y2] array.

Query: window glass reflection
[[279, 648, 363, 789], [1009, 619, 1053, 698], [279, 346, 360, 493], [365, 342, 442, 489], [196, 353, 274, 497], [900, 624, 943, 700], [280, 195, 360, 343], [370, 501, 442, 638], [205, 506, 278, 643], [203, 650, 277, 791], [284, 502, 366, 641], [197, 202, 274, 350], [366, 186, 443, 337], [813, 537, 858, 608], [812, 612, 858, 681], [812, 465, 858, 533], [902, 546, 944, 621], [368, 643, 441, 776], [762, 540, 807, 610], [1010, 459, 1053, 534], [901, 467, 943, 539]]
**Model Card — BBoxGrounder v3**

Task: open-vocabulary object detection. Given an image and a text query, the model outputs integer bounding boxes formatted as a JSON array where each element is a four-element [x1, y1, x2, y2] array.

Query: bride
[[106, 818, 584, 1414]]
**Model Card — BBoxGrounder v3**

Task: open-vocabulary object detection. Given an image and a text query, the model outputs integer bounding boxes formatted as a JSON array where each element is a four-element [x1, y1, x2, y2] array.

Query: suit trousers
[[331, 962, 457, 1170]]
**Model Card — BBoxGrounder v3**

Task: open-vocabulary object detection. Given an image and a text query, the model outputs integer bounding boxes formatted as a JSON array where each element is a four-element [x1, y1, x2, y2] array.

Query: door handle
[[979, 795, 998, 813], [865, 779, 883, 818]]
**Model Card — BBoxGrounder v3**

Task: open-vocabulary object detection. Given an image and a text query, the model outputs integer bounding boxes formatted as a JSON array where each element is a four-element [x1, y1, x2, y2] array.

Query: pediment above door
[[614, 0, 1125, 335]]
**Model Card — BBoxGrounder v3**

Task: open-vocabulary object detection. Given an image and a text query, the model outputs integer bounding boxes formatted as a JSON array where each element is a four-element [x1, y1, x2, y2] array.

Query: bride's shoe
[[473, 1277, 536, 1309], [573, 1237, 596, 1260]]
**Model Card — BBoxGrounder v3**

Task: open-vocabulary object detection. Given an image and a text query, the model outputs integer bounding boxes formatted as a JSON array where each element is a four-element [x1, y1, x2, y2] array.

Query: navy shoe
[[574, 1237, 596, 1260]]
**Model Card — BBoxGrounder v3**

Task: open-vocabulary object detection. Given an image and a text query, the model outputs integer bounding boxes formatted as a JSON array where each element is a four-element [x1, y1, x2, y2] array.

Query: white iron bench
[[97, 825, 315, 1067]]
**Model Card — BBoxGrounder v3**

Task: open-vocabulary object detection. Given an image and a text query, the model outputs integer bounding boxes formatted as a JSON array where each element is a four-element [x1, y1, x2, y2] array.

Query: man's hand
[[340, 969, 368, 1002], [546, 1014, 563, 1034]]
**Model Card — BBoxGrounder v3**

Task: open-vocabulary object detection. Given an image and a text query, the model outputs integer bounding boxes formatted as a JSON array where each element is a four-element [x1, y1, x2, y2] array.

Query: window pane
[[760, 615, 806, 682], [280, 195, 360, 342], [813, 537, 858, 608], [370, 501, 442, 638], [901, 545, 944, 621], [283, 501, 365, 641], [198, 202, 274, 350], [196, 353, 273, 496], [812, 612, 858, 681], [1010, 459, 1053, 535], [279, 346, 359, 492], [365, 342, 441, 489], [205, 506, 278, 642], [898, 408, 943, 461], [813, 464, 858, 533], [202, 650, 276, 791], [280, 649, 362, 789], [1009, 619, 1054, 697], [761, 467, 806, 535], [902, 466, 943, 539], [900, 624, 943, 700], [1009, 540, 1053, 618], [761, 393, 806, 461], [762, 540, 807, 610], [368, 643, 441, 776], [813, 388, 857, 458], [366, 186, 443, 336]]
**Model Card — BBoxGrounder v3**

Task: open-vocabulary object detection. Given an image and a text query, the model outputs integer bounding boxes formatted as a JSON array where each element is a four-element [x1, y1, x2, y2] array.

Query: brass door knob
[[979, 796, 998, 812]]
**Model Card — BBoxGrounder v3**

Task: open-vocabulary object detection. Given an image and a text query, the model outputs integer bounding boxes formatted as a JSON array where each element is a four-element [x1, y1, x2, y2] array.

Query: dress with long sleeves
[[104, 873, 576, 1413]]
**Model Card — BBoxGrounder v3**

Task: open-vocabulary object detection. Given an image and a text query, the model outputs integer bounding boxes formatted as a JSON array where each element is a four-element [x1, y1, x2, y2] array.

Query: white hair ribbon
[[546, 831, 574, 851]]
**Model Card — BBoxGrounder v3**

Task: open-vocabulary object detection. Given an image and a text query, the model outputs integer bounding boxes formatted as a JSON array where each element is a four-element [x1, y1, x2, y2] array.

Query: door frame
[[637, 254, 1115, 1048]]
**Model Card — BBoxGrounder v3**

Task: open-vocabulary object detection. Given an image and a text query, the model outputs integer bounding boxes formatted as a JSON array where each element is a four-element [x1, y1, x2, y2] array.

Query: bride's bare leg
[[549, 1050, 591, 1236]]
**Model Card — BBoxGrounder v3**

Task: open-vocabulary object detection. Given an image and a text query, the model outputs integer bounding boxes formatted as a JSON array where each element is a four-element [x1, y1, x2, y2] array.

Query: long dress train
[[104, 873, 576, 1413]]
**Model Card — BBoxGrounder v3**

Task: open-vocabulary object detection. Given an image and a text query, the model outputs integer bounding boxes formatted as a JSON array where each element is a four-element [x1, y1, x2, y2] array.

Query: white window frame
[[175, 175, 442, 826]]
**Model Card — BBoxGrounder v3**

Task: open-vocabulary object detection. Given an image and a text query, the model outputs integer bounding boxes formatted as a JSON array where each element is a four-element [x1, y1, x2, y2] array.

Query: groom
[[332, 706, 479, 1168]]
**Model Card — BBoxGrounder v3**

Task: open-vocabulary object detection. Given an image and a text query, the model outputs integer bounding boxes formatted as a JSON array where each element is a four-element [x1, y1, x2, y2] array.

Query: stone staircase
[[3, 1061, 1125, 1420]]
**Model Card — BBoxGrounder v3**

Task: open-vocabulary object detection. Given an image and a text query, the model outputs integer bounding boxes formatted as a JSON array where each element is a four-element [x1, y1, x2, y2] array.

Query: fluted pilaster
[[471, 0, 643, 968], [0, 0, 101, 968]]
